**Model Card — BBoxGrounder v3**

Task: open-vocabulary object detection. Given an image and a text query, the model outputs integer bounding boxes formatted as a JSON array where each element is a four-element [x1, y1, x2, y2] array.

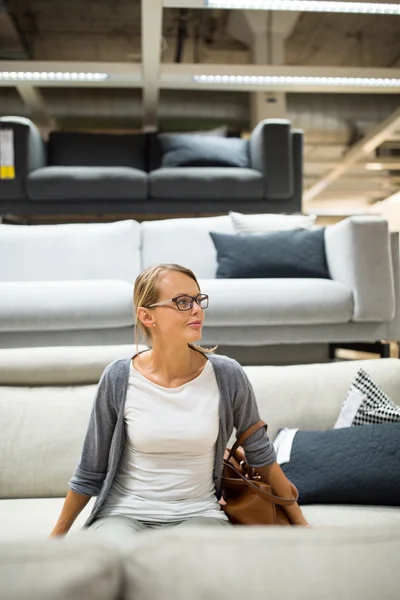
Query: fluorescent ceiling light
[[0, 71, 109, 82], [193, 75, 400, 87], [364, 163, 384, 170], [204, 1, 400, 15]]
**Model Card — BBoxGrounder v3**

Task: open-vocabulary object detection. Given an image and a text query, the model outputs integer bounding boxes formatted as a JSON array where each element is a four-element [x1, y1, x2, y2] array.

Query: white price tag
[[0, 129, 15, 179]]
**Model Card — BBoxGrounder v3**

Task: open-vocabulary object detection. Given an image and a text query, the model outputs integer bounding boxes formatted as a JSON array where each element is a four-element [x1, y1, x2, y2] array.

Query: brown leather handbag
[[221, 420, 299, 525]]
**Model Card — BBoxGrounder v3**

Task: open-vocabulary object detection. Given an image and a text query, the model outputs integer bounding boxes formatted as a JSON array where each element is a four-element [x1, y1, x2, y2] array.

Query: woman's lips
[[188, 322, 203, 328]]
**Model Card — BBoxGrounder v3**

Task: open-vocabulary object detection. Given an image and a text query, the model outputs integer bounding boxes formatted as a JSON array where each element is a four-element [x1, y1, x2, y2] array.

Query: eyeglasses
[[147, 293, 209, 312]]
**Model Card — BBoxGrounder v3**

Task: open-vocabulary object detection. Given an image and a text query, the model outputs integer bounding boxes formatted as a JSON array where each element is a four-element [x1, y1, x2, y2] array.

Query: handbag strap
[[227, 420, 268, 463], [222, 460, 299, 506]]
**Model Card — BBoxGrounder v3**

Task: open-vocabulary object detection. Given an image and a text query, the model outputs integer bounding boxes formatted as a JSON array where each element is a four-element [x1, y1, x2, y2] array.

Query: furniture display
[[0, 116, 302, 218], [1, 344, 400, 541], [0, 214, 398, 349], [2, 525, 400, 600]]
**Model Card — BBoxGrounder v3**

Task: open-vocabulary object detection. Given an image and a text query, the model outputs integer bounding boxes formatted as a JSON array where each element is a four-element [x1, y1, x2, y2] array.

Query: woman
[[49, 263, 308, 545]]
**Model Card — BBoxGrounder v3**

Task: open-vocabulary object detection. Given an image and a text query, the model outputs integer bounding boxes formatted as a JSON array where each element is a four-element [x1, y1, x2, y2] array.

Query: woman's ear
[[136, 307, 155, 329]]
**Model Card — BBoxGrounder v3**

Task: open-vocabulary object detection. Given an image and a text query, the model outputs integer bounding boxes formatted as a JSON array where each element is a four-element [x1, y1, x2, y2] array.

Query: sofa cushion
[[279, 424, 400, 506], [0, 382, 98, 499], [27, 166, 147, 201], [0, 280, 134, 332], [122, 526, 400, 600], [0, 345, 142, 386], [141, 215, 235, 278], [148, 127, 228, 171], [48, 131, 147, 170], [210, 229, 331, 279], [334, 367, 400, 428], [0, 219, 141, 282], [230, 210, 316, 234], [198, 277, 352, 326], [0, 535, 122, 600], [149, 167, 263, 200], [159, 134, 249, 168]]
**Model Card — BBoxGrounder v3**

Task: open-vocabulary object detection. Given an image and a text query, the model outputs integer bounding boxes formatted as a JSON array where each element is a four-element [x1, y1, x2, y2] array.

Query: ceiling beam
[[141, 0, 163, 130], [304, 107, 400, 204], [15, 85, 54, 128]]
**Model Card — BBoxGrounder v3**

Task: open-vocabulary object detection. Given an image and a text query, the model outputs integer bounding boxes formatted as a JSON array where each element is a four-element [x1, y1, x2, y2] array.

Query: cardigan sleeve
[[68, 364, 118, 496], [231, 361, 277, 468]]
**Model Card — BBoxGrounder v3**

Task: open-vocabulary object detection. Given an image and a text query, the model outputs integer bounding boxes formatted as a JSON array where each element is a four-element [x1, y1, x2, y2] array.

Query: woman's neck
[[138, 343, 205, 383]]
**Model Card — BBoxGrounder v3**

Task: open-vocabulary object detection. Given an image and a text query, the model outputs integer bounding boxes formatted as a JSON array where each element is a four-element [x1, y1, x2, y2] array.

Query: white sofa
[[0, 215, 399, 349], [1, 344, 400, 546]]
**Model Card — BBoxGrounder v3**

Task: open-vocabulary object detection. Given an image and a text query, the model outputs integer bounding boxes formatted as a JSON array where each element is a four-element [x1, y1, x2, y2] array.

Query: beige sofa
[[1, 345, 400, 599], [1, 344, 400, 542]]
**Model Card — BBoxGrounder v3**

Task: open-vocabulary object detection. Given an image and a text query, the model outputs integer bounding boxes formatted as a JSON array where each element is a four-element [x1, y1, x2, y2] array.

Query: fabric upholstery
[[141, 215, 235, 277], [325, 216, 395, 322], [0, 345, 141, 386], [249, 119, 293, 200], [1, 497, 400, 544], [209, 228, 331, 279], [229, 210, 316, 234], [159, 134, 250, 168], [280, 424, 400, 505], [149, 167, 263, 199], [0, 280, 134, 332], [198, 278, 352, 326], [0, 536, 122, 600], [48, 131, 147, 170], [122, 526, 400, 600], [27, 166, 147, 201], [0, 219, 141, 282], [147, 127, 228, 171]]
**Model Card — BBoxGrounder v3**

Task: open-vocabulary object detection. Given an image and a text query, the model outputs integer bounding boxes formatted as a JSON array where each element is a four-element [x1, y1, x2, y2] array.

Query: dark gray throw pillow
[[160, 134, 250, 168], [209, 228, 330, 279], [280, 423, 400, 506]]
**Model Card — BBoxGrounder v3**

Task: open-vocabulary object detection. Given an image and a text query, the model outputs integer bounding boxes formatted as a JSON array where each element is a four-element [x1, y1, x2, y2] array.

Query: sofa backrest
[[1, 347, 400, 498], [0, 220, 141, 283], [141, 215, 235, 278], [48, 131, 148, 170]]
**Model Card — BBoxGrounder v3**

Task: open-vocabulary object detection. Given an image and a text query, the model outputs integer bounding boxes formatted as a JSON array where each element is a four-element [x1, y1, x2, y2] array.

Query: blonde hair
[[134, 263, 217, 356]]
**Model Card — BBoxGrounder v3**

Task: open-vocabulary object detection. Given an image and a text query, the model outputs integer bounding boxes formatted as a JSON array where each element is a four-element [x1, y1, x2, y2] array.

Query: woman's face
[[150, 271, 205, 344]]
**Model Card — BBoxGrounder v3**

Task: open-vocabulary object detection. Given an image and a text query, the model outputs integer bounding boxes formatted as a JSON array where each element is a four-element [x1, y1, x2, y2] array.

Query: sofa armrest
[[0, 116, 46, 201], [325, 216, 395, 322], [249, 119, 293, 201], [387, 232, 400, 340]]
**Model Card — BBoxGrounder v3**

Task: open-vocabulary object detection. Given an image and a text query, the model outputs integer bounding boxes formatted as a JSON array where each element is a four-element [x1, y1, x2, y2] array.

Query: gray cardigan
[[69, 352, 277, 528]]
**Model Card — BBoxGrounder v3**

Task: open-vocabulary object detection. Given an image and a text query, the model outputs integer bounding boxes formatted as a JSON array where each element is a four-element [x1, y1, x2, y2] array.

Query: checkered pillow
[[335, 368, 400, 428]]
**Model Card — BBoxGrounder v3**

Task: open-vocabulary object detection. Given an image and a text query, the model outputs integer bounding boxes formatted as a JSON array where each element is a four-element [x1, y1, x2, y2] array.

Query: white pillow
[[229, 211, 316, 235]]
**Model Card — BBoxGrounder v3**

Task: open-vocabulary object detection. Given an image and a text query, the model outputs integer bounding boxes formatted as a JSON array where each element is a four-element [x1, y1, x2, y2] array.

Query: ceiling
[[1, 0, 400, 215]]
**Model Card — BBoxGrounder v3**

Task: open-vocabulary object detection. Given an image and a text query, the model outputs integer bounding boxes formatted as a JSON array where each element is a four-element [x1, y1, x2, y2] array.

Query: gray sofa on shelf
[[1, 345, 400, 600], [0, 116, 302, 218], [0, 214, 399, 350]]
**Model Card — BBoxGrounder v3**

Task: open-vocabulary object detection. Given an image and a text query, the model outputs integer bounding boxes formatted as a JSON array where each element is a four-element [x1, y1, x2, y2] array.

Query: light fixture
[[0, 71, 109, 82], [364, 163, 384, 170], [204, 1, 400, 15], [193, 75, 400, 87]]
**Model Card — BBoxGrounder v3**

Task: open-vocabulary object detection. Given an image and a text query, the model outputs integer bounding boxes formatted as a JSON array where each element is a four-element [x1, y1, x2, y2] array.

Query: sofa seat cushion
[[0, 280, 134, 332], [1, 497, 399, 544], [198, 278, 353, 326], [301, 504, 400, 527], [121, 525, 400, 600], [27, 166, 147, 201], [149, 168, 264, 200]]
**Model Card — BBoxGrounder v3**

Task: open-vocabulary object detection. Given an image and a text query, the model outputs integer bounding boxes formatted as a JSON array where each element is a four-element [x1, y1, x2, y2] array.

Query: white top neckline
[[130, 358, 211, 392]]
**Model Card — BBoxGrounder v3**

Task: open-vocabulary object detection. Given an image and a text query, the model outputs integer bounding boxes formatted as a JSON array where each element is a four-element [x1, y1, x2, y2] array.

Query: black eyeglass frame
[[147, 293, 209, 312]]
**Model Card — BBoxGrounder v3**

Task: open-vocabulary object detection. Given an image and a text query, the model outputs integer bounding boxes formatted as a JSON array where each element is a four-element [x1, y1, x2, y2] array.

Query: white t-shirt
[[96, 359, 229, 523]]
